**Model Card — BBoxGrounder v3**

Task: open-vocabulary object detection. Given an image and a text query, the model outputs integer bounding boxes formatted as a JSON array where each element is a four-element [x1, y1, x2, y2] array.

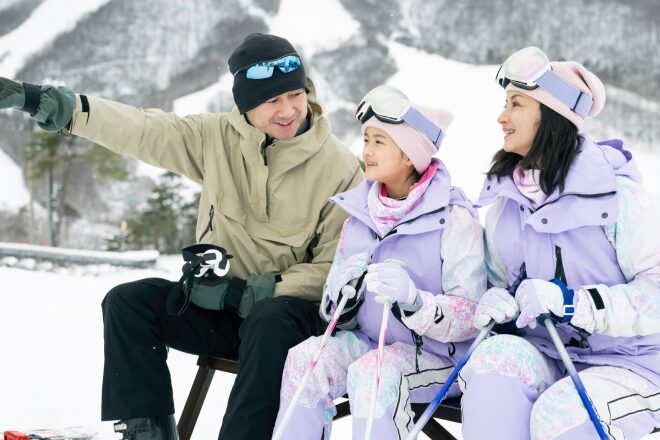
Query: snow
[[0, 0, 111, 77], [269, 0, 360, 57], [0, 242, 159, 265], [0, 147, 29, 211], [1, 256, 657, 439], [172, 73, 233, 117], [0, 256, 460, 440]]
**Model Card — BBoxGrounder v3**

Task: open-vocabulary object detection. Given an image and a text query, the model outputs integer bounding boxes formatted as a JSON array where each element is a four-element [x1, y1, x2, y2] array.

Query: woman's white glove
[[472, 287, 520, 330]]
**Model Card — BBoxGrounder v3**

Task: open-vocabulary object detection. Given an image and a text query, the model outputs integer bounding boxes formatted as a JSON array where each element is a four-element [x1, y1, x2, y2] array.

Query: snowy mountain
[[0, 0, 659, 248]]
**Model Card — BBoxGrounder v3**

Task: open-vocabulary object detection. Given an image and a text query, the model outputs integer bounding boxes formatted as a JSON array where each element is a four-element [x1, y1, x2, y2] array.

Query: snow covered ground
[[0, 256, 461, 440], [1, 256, 658, 440]]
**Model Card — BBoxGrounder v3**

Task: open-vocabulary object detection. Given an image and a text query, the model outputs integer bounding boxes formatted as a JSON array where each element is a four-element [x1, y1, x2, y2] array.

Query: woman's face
[[497, 91, 542, 157]]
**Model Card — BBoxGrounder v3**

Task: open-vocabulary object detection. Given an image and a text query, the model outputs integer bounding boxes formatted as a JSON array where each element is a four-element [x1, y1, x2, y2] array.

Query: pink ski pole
[[364, 259, 405, 440], [363, 294, 393, 440], [272, 281, 358, 440]]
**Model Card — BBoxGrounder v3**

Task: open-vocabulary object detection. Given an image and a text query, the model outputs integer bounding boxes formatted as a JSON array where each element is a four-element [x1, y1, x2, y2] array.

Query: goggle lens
[[496, 46, 551, 90], [355, 85, 410, 124], [239, 55, 301, 80]]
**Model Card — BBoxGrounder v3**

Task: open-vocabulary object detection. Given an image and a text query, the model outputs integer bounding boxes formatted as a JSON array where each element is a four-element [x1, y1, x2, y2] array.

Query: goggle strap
[[403, 107, 443, 149], [535, 71, 593, 118]]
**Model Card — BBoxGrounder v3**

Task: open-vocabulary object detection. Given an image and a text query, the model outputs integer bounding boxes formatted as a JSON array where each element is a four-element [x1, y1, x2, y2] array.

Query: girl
[[272, 85, 486, 439], [463, 47, 660, 439]]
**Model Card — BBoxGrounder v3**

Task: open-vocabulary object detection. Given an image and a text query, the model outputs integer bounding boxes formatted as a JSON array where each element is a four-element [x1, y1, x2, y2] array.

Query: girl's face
[[362, 126, 414, 188], [497, 91, 542, 157]]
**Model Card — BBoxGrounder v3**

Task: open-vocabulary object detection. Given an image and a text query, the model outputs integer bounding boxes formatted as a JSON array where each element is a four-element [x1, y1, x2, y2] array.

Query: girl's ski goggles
[[355, 85, 443, 149], [495, 46, 593, 118], [234, 54, 301, 80]]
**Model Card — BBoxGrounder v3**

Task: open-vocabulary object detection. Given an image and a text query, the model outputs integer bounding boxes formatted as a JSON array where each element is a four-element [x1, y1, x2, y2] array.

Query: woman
[[272, 85, 486, 439], [464, 47, 660, 439]]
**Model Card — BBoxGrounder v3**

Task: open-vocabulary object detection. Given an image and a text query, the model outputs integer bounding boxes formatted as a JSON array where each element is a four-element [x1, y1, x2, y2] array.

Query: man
[[0, 33, 363, 439]]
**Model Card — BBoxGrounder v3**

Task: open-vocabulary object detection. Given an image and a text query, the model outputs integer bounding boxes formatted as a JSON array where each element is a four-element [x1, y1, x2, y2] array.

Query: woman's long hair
[[487, 103, 581, 194]]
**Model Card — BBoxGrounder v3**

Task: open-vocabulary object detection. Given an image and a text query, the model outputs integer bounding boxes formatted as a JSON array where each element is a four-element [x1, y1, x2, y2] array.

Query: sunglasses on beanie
[[234, 54, 301, 80]]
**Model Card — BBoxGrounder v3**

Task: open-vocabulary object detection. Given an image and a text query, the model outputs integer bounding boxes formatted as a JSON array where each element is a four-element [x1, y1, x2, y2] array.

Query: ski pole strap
[[493, 263, 527, 334], [225, 276, 247, 314], [182, 243, 233, 265], [549, 278, 575, 322], [168, 263, 196, 316]]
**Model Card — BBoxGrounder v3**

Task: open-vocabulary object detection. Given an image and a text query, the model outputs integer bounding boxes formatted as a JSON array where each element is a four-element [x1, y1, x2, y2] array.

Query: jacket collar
[[476, 135, 629, 210], [225, 78, 331, 174], [331, 159, 452, 233]]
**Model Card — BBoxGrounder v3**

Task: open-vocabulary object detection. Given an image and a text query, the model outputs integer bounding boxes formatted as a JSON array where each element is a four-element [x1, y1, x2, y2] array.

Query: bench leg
[[177, 366, 215, 440]]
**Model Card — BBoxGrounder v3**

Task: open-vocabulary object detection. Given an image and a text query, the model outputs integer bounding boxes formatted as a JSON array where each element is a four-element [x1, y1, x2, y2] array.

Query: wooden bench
[[177, 355, 462, 440]]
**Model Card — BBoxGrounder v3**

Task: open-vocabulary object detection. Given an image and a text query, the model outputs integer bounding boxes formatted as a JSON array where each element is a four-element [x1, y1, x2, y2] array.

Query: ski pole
[[405, 321, 494, 440], [364, 294, 393, 440], [363, 258, 406, 440], [406, 265, 528, 440], [542, 317, 609, 440], [272, 281, 357, 440]]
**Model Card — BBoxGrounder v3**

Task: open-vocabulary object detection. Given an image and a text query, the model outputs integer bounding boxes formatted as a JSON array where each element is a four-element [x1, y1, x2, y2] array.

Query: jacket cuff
[[400, 290, 439, 334], [570, 288, 597, 333]]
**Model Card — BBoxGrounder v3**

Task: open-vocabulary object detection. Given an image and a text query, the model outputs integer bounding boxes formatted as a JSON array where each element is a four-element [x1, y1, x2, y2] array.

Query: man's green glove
[[190, 272, 277, 318], [0, 77, 75, 131]]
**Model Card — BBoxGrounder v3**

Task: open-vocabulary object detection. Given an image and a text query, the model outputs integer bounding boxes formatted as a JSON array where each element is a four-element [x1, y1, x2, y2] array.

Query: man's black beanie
[[228, 33, 308, 114]]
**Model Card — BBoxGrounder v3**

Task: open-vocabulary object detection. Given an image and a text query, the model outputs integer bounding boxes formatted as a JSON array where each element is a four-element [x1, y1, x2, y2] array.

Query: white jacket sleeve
[[573, 177, 660, 337], [401, 205, 487, 342], [483, 198, 510, 289]]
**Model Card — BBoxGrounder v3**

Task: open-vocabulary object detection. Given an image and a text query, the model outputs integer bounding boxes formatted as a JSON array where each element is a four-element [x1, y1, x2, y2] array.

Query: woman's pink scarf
[[512, 164, 548, 209]]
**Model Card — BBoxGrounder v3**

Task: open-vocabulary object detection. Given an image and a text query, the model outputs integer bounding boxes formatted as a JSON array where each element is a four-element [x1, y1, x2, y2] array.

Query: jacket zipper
[[198, 205, 214, 242], [554, 245, 567, 284]]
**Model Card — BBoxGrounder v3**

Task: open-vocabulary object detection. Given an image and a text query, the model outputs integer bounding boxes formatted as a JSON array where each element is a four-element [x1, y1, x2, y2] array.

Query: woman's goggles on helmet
[[235, 54, 301, 80], [355, 85, 443, 149], [495, 46, 593, 118]]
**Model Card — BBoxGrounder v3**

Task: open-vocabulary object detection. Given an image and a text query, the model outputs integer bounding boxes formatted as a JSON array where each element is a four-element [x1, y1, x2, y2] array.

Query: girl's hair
[[487, 103, 580, 194], [401, 150, 422, 185]]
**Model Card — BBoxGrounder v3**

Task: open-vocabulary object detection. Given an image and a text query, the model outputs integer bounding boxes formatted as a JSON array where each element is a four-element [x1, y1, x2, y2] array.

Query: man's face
[[245, 88, 308, 140]]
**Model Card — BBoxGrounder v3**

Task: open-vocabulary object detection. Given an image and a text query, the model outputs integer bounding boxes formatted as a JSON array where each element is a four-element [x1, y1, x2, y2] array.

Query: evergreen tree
[[22, 131, 128, 246], [123, 172, 199, 254]]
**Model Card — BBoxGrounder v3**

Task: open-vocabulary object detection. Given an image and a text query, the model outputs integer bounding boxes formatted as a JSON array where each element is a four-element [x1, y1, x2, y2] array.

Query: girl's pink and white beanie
[[361, 104, 454, 173]]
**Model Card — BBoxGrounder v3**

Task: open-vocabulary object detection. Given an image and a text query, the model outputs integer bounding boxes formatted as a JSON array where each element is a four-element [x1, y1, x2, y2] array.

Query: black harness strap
[[225, 277, 247, 314], [21, 83, 41, 116]]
